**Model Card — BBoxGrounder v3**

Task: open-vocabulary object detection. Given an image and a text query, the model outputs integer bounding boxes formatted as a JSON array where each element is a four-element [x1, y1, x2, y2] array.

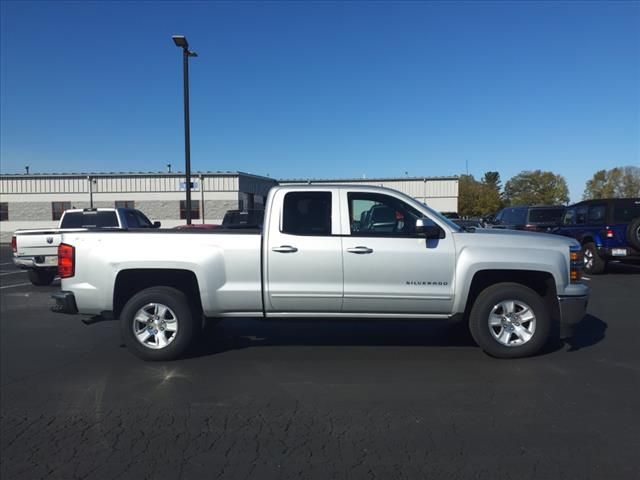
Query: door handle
[[272, 245, 298, 253], [346, 246, 373, 254]]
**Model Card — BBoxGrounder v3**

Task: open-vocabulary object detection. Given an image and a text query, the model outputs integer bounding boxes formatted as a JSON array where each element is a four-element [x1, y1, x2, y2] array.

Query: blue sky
[[1, 1, 638, 201]]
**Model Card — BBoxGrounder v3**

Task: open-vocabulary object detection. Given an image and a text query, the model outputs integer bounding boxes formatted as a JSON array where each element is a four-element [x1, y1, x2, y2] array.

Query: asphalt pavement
[[1, 243, 639, 480]]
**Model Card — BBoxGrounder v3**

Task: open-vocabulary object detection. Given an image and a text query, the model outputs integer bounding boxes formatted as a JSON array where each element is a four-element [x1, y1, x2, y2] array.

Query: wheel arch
[[113, 269, 202, 320], [462, 270, 559, 326]]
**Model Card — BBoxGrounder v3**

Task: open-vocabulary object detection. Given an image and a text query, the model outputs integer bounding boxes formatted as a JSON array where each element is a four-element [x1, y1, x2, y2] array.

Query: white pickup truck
[[52, 185, 588, 361], [12, 208, 160, 285]]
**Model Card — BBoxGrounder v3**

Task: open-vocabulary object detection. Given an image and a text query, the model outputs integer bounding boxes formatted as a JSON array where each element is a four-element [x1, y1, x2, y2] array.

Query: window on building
[[179, 200, 200, 220], [282, 191, 332, 236], [52, 202, 71, 221], [115, 200, 135, 209], [0, 203, 7, 221]]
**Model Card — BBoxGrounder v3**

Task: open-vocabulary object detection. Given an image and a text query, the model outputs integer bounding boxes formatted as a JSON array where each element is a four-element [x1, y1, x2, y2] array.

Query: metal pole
[[88, 176, 93, 208], [200, 174, 205, 224], [183, 49, 192, 225]]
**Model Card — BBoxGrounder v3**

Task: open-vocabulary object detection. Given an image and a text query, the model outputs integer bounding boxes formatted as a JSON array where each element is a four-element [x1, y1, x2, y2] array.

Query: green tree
[[583, 166, 640, 199], [504, 170, 569, 205], [480, 171, 503, 213], [458, 173, 503, 217], [458, 174, 481, 217]]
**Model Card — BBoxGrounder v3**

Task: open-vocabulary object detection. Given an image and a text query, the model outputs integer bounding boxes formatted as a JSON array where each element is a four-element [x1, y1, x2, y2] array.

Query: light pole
[[172, 35, 198, 224]]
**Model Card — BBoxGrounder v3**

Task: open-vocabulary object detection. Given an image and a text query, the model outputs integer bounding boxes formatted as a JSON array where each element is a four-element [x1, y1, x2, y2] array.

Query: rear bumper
[[599, 246, 640, 262], [13, 255, 58, 270], [557, 294, 589, 338], [51, 291, 78, 314]]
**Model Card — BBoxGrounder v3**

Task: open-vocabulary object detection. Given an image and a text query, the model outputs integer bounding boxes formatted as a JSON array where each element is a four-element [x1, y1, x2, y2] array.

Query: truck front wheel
[[28, 268, 56, 286], [120, 286, 196, 361], [469, 283, 550, 358]]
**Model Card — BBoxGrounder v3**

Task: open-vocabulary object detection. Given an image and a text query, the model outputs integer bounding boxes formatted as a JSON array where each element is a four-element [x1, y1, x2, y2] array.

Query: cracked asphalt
[[1, 244, 639, 479]]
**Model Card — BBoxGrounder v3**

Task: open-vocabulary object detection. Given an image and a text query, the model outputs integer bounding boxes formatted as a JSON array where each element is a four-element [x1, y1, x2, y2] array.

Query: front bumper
[[51, 291, 78, 314], [557, 294, 589, 338]]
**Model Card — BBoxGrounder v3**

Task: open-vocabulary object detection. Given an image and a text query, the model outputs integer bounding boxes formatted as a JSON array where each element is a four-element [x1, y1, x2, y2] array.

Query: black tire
[[120, 286, 196, 361], [626, 218, 640, 251], [582, 242, 605, 275], [28, 268, 56, 286], [469, 282, 551, 358]]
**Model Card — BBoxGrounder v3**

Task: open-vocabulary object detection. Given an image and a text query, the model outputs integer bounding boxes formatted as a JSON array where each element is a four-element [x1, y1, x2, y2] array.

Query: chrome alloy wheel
[[583, 247, 594, 270], [488, 300, 536, 347], [132, 303, 179, 350]]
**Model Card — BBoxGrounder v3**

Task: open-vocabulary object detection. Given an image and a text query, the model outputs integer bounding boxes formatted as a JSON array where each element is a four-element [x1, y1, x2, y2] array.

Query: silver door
[[265, 189, 343, 312], [340, 190, 456, 314]]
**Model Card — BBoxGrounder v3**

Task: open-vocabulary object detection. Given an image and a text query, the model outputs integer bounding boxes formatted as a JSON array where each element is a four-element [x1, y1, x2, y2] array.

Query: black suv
[[490, 205, 566, 232], [552, 198, 640, 274]]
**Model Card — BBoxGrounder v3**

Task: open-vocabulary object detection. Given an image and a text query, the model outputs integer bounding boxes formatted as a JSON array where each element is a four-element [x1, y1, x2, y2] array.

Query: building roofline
[[280, 175, 459, 183], [0, 171, 275, 181]]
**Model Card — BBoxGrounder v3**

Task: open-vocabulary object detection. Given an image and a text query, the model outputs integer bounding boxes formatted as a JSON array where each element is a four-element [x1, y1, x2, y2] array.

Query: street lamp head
[[172, 35, 188, 48]]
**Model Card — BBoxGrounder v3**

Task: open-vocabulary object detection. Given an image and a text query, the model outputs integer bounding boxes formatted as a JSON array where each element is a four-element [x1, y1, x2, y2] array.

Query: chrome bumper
[[13, 255, 57, 269]]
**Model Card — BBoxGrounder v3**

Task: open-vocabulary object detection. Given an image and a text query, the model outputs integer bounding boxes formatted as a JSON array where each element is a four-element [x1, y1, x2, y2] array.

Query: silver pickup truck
[[52, 185, 588, 361], [13, 207, 160, 285]]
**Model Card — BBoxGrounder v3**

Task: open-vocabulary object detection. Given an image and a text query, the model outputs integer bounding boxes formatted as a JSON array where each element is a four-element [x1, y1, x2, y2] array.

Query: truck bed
[[62, 229, 263, 316]]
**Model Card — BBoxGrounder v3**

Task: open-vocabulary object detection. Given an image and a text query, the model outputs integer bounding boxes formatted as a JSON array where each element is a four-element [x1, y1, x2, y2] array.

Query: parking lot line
[[0, 282, 32, 289], [0, 262, 15, 266], [0, 271, 26, 276]]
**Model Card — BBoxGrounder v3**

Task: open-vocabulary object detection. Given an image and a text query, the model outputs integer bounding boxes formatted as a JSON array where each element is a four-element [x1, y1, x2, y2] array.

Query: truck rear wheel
[[469, 283, 550, 358], [120, 286, 196, 361], [28, 268, 56, 286]]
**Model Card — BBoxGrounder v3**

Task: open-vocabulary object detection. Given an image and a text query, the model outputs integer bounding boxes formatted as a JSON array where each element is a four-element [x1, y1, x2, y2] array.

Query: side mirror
[[153, 221, 161, 228], [416, 218, 444, 239]]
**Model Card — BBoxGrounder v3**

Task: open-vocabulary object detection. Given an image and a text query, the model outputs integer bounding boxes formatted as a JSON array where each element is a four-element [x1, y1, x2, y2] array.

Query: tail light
[[58, 243, 75, 279], [605, 228, 614, 239], [570, 247, 583, 283], [11, 236, 17, 253]]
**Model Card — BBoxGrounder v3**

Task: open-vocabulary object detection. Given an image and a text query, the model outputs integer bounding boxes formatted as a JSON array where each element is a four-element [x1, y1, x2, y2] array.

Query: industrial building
[[0, 172, 458, 242]]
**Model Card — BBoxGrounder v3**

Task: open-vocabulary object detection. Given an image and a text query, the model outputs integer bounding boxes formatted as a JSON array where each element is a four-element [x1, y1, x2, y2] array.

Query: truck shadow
[[562, 314, 608, 352], [190, 319, 476, 357], [189, 314, 607, 358]]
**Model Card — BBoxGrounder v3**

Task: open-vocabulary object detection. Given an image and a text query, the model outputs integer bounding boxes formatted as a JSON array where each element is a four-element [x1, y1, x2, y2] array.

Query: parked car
[[12, 208, 160, 285], [552, 198, 640, 274], [452, 218, 483, 230], [221, 209, 264, 229], [52, 185, 587, 361], [489, 206, 565, 232]]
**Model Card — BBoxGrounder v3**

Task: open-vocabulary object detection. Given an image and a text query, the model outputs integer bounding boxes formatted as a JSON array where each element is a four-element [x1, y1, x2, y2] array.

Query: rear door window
[[575, 206, 588, 225], [282, 191, 332, 236], [587, 205, 606, 225]]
